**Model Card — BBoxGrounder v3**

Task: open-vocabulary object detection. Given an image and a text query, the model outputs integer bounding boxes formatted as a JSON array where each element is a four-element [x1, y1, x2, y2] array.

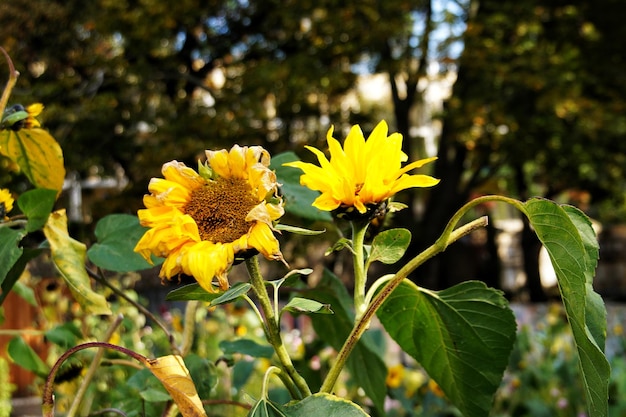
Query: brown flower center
[[185, 177, 259, 243]]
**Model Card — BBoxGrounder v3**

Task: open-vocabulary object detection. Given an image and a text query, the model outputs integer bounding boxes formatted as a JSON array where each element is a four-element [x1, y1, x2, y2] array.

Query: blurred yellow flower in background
[[135, 145, 284, 293], [386, 363, 406, 389], [284, 120, 439, 215], [0, 188, 14, 219]]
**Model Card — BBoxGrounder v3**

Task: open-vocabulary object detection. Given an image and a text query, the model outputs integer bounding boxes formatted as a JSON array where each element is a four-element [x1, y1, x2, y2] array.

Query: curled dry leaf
[[145, 354, 207, 417]]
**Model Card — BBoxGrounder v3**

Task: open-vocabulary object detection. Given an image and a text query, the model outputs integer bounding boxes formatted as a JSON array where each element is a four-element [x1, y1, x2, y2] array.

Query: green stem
[[0, 47, 19, 117], [66, 314, 124, 417], [435, 195, 525, 250], [351, 220, 369, 322], [245, 257, 312, 399], [319, 215, 489, 393], [179, 300, 199, 356]]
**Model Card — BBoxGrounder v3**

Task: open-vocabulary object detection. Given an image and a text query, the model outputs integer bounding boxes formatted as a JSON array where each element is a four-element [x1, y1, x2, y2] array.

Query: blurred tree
[[2, 0, 625, 299], [0, 0, 417, 216], [410, 0, 626, 299]]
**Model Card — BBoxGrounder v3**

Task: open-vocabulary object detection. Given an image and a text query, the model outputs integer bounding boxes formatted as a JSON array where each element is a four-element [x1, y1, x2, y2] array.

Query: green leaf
[[525, 198, 609, 417], [43, 210, 111, 315], [0, 128, 65, 193], [271, 152, 332, 223], [283, 393, 369, 416], [45, 322, 83, 349], [275, 223, 325, 235], [166, 283, 221, 302], [87, 214, 163, 272], [1, 109, 29, 127], [305, 269, 387, 413], [0, 248, 42, 306], [219, 339, 275, 358], [324, 237, 355, 256], [367, 228, 411, 266], [210, 282, 251, 306], [0, 227, 25, 287], [140, 387, 172, 403], [184, 354, 218, 399], [377, 280, 516, 417], [7, 336, 50, 378], [248, 398, 289, 417], [267, 268, 313, 292], [17, 188, 57, 232], [11, 280, 37, 307], [282, 297, 333, 315]]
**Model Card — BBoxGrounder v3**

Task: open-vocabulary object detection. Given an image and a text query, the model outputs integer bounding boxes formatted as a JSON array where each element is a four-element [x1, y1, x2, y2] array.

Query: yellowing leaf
[[0, 128, 65, 193], [145, 355, 207, 417], [43, 210, 111, 315]]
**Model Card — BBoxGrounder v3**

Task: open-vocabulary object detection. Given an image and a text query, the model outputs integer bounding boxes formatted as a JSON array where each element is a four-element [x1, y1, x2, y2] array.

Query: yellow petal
[[181, 241, 234, 293], [205, 149, 231, 178], [389, 174, 440, 195], [161, 161, 205, 190], [396, 156, 438, 176], [0, 188, 14, 214], [248, 222, 283, 262]]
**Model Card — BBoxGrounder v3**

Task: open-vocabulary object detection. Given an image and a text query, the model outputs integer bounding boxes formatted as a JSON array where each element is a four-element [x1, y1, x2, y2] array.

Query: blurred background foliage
[[1, 0, 626, 298]]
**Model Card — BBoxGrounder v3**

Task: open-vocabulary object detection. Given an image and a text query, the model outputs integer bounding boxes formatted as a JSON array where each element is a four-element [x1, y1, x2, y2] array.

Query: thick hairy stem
[[351, 220, 370, 322]]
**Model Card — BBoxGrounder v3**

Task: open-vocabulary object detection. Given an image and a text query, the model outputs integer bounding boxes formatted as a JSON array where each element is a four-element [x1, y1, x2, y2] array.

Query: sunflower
[[284, 120, 439, 215], [0, 188, 14, 219], [134, 145, 285, 293]]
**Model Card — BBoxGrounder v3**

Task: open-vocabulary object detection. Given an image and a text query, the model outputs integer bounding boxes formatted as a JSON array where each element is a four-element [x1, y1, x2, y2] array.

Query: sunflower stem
[[245, 257, 312, 399], [351, 220, 370, 322], [319, 216, 489, 394]]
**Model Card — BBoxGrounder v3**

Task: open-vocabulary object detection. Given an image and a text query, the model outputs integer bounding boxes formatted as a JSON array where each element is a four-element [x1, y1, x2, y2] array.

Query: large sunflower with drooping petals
[[284, 120, 439, 215], [134, 145, 284, 293]]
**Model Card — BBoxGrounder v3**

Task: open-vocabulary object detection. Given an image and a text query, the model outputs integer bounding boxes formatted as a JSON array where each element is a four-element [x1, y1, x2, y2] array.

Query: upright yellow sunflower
[[0, 188, 14, 219], [284, 120, 439, 215], [134, 145, 285, 293]]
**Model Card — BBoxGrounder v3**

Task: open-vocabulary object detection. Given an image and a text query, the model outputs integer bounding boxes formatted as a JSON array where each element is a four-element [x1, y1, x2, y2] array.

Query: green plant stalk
[[66, 314, 124, 417], [245, 257, 312, 399], [179, 300, 199, 356], [351, 220, 369, 322], [319, 215, 490, 393], [42, 342, 148, 417], [0, 47, 19, 117]]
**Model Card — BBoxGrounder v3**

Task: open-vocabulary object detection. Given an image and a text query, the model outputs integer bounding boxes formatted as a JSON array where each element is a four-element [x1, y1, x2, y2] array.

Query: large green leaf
[[248, 398, 288, 417], [0, 227, 25, 287], [305, 269, 387, 413], [17, 188, 57, 232], [283, 393, 369, 416], [0, 248, 42, 306], [525, 198, 609, 417], [271, 152, 332, 223], [377, 280, 516, 417], [87, 214, 162, 272], [249, 394, 368, 417], [44, 209, 111, 315], [0, 128, 65, 193]]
